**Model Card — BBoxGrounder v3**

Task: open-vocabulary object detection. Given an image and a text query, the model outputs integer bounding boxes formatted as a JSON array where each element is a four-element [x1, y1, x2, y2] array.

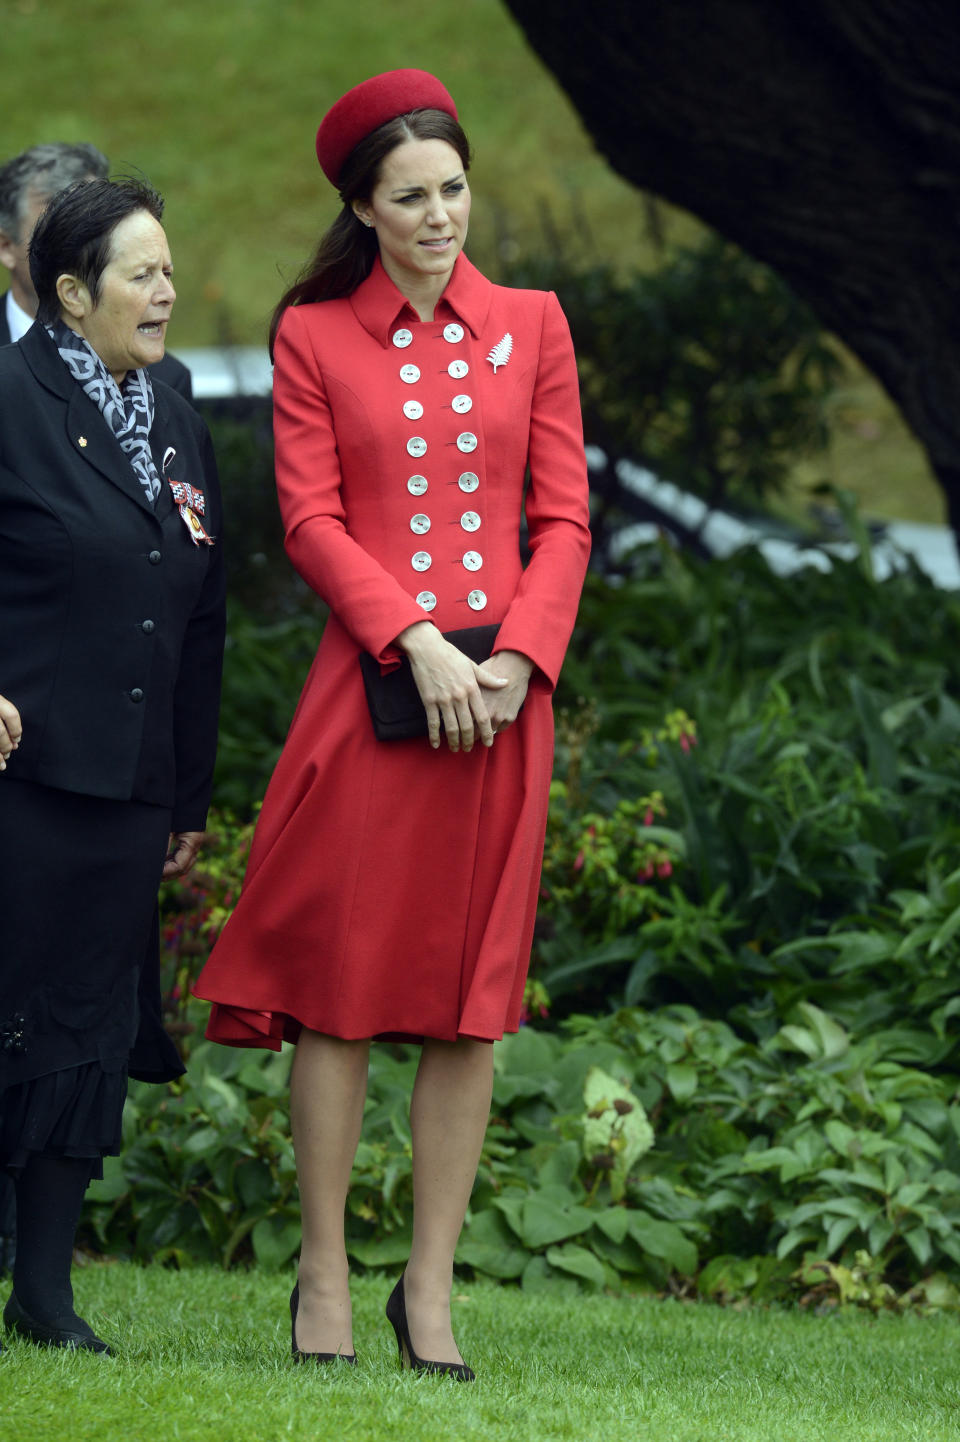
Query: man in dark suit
[[0, 142, 193, 398]]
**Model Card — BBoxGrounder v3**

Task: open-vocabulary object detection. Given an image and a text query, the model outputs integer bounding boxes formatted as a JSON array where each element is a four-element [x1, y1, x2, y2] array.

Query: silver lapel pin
[[486, 333, 513, 373]]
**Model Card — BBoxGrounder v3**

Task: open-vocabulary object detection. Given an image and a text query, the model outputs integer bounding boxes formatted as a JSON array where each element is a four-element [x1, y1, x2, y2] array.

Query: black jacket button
[[141, 620, 155, 634], [130, 688, 144, 703], [148, 550, 162, 564]]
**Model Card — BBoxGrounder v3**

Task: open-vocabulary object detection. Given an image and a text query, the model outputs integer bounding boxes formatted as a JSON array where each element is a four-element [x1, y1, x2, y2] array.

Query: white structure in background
[[183, 346, 273, 399], [182, 365, 960, 593], [596, 451, 960, 591]]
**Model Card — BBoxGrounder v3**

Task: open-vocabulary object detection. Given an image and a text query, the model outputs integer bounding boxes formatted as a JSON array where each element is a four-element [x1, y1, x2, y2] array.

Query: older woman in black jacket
[[0, 178, 225, 1353]]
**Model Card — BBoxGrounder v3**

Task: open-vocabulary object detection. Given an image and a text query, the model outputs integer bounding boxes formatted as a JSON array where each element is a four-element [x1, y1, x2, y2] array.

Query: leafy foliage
[[543, 530, 960, 1024], [213, 601, 323, 815], [121, 521, 960, 1299], [506, 237, 843, 515], [83, 1001, 960, 1304]]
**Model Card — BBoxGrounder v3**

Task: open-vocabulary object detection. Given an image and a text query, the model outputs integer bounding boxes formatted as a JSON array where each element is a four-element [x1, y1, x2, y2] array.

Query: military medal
[[162, 448, 215, 545], [169, 478, 215, 545]]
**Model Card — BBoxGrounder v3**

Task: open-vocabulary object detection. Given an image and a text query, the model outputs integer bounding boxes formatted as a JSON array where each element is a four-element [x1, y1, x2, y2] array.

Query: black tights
[[12, 1154, 94, 1327]]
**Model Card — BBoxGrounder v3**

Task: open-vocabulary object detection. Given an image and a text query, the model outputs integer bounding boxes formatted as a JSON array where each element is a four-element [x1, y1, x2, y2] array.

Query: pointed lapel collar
[[21, 322, 159, 519], [434, 254, 492, 338], [349, 258, 417, 346], [349, 253, 492, 346]]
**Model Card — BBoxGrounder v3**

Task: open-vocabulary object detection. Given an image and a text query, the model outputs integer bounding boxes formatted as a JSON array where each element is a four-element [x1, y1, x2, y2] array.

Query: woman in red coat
[[194, 69, 590, 1376]]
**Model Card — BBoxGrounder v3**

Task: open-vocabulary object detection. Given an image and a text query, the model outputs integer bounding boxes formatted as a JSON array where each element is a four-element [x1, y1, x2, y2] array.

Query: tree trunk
[[503, 0, 960, 528]]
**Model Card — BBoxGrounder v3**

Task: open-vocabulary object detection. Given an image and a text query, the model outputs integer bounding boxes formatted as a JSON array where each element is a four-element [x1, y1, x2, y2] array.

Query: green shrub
[[506, 237, 842, 514], [118, 526, 960, 1295], [213, 601, 324, 815], [542, 533, 960, 1021], [82, 1001, 960, 1301]]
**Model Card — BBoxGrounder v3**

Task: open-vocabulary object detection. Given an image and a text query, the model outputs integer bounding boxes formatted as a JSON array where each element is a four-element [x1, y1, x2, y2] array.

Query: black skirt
[[0, 776, 183, 1173]]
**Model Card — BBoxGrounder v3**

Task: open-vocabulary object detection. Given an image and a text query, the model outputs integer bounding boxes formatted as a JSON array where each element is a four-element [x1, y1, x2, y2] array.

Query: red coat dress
[[195, 254, 591, 1046]]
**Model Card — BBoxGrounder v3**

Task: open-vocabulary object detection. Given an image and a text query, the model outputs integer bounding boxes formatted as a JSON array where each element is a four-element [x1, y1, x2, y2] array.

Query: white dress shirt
[[5, 290, 33, 343]]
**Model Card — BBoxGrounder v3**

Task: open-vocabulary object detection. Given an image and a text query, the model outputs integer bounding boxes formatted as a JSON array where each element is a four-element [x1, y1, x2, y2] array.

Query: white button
[[393, 328, 414, 348], [403, 400, 424, 420], [407, 437, 427, 457], [416, 590, 437, 612], [410, 513, 431, 535], [458, 471, 479, 493], [463, 551, 483, 571], [407, 474, 428, 496], [448, 359, 469, 379], [443, 323, 464, 344], [400, 364, 421, 383], [456, 432, 478, 453], [467, 589, 487, 611], [411, 551, 432, 571], [452, 394, 473, 415], [460, 511, 481, 532]]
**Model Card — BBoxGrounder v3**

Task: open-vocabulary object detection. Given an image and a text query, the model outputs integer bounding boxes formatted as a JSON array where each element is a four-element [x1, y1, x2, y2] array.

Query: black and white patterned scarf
[[47, 319, 161, 505]]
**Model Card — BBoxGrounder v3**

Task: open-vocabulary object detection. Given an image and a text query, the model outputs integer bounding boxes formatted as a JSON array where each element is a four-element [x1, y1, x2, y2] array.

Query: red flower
[[573, 850, 585, 871], [657, 859, 673, 878]]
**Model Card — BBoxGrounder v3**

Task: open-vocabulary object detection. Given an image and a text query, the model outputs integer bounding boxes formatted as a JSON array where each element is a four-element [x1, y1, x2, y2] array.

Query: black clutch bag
[[358, 624, 501, 740]]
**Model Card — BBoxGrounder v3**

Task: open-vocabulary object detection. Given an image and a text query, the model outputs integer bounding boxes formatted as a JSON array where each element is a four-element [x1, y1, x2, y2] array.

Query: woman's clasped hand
[[0, 694, 22, 769], [397, 621, 511, 751]]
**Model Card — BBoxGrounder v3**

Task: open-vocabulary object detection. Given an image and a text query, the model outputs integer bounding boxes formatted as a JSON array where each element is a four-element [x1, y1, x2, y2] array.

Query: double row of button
[[394, 323, 487, 614], [405, 433, 477, 457], [409, 511, 480, 535], [407, 471, 479, 497]]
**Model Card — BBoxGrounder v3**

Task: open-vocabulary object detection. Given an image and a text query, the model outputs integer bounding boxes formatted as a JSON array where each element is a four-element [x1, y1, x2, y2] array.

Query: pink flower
[[657, 859, 673, 879], [573, 850, 585, 871], [680, 734, 690, 753], [638, 863, 655, 882], [644, 808, 654, 826]]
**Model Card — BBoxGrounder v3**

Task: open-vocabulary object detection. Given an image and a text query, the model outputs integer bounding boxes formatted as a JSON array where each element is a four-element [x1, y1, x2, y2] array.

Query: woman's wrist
[[491, 648, 535, 679], [395, 620, 439, 658]]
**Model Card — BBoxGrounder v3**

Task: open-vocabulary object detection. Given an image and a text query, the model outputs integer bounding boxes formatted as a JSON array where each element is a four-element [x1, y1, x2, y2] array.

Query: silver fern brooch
[[486, 333, 513, 372]]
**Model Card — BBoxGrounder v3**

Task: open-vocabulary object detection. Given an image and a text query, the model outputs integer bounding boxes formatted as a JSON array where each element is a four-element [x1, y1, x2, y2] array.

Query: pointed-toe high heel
[[3, 1291, 112, 1354], [385, 1276, 475, 1381], [289, 1283, 357, 1365]]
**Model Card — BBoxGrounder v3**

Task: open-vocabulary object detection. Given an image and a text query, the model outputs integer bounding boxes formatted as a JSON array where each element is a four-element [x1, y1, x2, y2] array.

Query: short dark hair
[[270, 108, 471, 351], [0, 142, 109, 240], [29, 177, 164, 325]]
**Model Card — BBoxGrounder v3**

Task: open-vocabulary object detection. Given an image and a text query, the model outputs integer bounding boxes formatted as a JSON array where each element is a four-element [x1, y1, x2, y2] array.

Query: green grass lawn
[[1, 0, 940, 520], [2, 0, 692, 347], [2, 1264, 959, 1442]]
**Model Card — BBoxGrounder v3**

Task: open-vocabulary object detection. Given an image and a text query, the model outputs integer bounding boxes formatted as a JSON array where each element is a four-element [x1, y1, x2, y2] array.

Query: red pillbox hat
[[316, 68, 458, 188]]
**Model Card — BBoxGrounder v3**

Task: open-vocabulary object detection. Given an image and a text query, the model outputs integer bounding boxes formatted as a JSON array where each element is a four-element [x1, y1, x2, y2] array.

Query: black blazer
[[0, 291, 194, 400], [0, 323, 225, 830]]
